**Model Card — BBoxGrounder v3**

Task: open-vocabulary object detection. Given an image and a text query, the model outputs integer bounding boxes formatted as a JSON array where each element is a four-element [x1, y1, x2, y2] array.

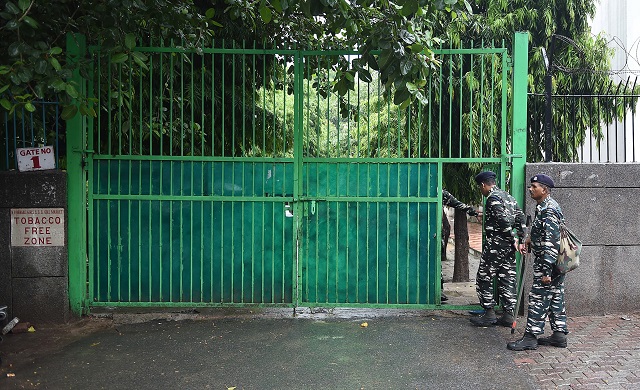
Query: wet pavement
[[0, 308, 638, 389]]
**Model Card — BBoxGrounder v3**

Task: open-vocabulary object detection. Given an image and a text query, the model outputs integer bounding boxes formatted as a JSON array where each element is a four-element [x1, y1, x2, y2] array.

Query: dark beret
[[474, 170, 496, 184], [530, 174, 555, 188]]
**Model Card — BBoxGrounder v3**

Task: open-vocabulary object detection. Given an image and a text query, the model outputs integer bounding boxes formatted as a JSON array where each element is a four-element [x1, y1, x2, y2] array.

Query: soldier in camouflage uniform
[[508, 174, 568, 351], [440, 190, 479, 301], [470, 171, 526, 327]]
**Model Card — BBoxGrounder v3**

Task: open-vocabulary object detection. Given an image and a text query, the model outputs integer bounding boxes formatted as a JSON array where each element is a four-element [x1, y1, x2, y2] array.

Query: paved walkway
[[512, 313, 640, 389]]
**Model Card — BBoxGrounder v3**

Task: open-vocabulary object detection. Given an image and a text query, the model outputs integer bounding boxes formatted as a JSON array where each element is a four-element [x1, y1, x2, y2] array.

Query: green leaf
[[131, 51, 148, 70], [259, 5, 272, 23], [357, 69, 373, 83], [406, 82, 418, 92], [61, 105, 78, 120], [51, 78, 66, 91], [24, 102, 36, 112], [5, 2, 20, 15], [393, 88, 411, 105], [0, 85, 9, 94], [205, 8, 215, 18], [0, 98, 11, 110], [8, 42, 21, 57], [23, 16, 38, 29], [111, 53, 129, 63], [400, 58, 412, 75], [409, 43, 424, 53], [124, 33, 136, 50], [18, 0, 29, 11], [35, 58, 48, 74], [272, 0, 282, 13], [48, 57, 61, 71], [49, 47, 63, 55], [65, 84, 79, 99], [399, 0, 418, 17]]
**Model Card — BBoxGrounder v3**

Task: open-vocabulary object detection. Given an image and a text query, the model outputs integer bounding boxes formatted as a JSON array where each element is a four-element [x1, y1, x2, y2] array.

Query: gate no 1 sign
[[16, 146, 56, 172]]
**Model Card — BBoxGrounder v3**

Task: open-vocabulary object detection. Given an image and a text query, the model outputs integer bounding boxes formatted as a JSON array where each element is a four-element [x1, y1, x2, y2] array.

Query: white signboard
[[11, 208, 65, 247], [16, 146, 56, 172]]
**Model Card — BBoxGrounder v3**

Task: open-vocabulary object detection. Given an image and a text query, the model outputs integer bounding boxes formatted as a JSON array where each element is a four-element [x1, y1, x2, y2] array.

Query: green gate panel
[[299, 162, 439, 305], [92, 160, 295, 305]]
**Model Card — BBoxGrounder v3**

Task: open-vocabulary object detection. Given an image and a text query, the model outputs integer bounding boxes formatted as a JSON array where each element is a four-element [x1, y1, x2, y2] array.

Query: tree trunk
[[452, 208, 470, 282]]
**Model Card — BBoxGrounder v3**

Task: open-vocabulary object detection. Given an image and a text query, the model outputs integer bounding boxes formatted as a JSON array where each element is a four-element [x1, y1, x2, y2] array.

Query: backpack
[[556, 222, 582, 273]]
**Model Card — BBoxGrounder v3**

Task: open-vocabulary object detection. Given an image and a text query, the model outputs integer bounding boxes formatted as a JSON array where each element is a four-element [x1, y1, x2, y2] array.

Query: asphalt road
[[0, 310, 535, 389]]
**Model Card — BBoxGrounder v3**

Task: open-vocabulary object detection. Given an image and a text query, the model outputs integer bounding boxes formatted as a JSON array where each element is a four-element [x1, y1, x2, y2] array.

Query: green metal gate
[[65, 33, 529, 313]]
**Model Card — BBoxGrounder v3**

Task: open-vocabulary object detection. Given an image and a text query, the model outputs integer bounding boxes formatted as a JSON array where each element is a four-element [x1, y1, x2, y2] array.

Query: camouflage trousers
[[525, 272, 568, 335], [476, 237, 517, 312]]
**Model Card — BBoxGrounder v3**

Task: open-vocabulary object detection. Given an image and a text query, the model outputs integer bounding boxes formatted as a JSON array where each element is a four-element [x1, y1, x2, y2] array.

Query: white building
[[581, 0, 640, 162]]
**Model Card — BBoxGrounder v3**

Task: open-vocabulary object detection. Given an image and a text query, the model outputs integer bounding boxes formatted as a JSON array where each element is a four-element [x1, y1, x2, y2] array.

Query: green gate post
[[511, 32, 529, 212], [66, 33, 88, 316]]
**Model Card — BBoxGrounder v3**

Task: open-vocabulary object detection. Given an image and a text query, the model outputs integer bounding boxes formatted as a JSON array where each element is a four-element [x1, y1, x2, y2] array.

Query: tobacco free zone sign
[[11, 208, 65, 246]]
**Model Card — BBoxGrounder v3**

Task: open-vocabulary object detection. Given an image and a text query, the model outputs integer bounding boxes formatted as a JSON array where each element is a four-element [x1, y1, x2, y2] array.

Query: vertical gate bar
[[148, 39, 153, 156], [169, 163, 173, 302], [211, 46, 216, 154], [159, 46, 164, 156], [200, 49, 206, 302], [241, 49, 247, 303], [252, 47, 256, 156], [180, 41, 184, 156], [158, 158, 164, 300], [66, 33, 87, 313], [222, 42, 226, 158], [511, 31, 529, 228], [479, 51, 485, 158], [386, 164, 391, 303], [501, 49, 508, 160], [459, 51, 463, 157], [231, 42, 236, 156], [190, 50, 195, 301], [356, 172, 360, 303], [87, 49, 96, 304], [487, 54, 498, 157], [448, 55, 453, 158], [169, 41, 174, 156], [469, 48, 474, 158], [438, 49, 443, 158]]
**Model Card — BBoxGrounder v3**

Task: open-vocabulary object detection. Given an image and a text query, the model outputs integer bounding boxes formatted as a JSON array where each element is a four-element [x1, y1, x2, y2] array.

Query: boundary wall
[[525, 163, 640, 316], [0, 171, 69, 324]]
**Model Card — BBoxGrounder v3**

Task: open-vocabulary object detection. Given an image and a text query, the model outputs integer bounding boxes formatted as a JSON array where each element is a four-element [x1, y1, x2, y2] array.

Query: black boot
[[440, 293, 449, 302], [470, 308, 497, 327], [537, 331, 567, 348], [496, 312, 514, 328], [507, 332, 538, 351]]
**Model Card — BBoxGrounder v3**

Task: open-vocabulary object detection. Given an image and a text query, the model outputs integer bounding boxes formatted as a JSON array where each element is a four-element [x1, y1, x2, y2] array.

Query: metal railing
[[1, 99, 63, 170], [529, 77, 640, 163]]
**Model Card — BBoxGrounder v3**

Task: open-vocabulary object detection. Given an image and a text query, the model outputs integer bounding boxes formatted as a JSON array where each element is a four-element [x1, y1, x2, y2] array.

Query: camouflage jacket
[[530, 196, 563, 277], [442, 190, 477, 216], [483, 186, 525, 241]]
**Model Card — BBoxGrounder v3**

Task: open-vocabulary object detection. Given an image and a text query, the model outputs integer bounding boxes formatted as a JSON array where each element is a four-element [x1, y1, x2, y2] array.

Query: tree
[[1, 0, 473, 115], [432, 0, 634, 281]]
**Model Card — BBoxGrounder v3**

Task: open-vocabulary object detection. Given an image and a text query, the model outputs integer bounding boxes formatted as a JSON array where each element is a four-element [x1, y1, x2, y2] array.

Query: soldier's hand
[[541, 275, 552, 284]]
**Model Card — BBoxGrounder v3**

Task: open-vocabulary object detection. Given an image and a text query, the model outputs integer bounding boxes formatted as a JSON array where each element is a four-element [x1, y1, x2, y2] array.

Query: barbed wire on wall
[[553, 34, 640, 79], [550, 33, 640, 76]]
